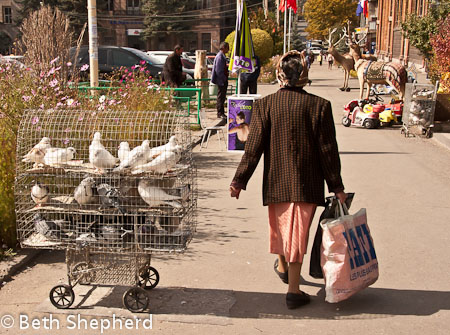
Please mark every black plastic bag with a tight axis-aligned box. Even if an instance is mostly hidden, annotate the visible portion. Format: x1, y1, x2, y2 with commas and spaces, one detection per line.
309, 193, 355, 279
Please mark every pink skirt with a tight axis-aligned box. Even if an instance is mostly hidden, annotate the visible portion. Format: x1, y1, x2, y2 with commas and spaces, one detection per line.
268, 202, 317, 263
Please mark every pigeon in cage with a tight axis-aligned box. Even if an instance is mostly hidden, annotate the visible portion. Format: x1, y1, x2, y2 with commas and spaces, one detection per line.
33, 214, 72, 240
148, 135, 178, 160
96, 183, 125, 213
31, 181, 49, 206
113, 140, 150, 172
43, 147, 76, 165
22, 137, 52, 167
89, 132, 119, 171
132, 145, 181, 175
118, 142, 130, 163
138, 180, 182, 208
74, 177, 97, 205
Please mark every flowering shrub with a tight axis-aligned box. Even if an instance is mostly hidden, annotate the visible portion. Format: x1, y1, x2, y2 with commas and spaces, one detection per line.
259, 55, 280, 83
0, 60, 171, 247
430, 14, 450, 93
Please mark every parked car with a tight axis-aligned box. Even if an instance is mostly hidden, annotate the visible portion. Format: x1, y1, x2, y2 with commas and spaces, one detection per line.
0, 55, 26, 68
309, 47, 323, 56
69, 46, 163, 79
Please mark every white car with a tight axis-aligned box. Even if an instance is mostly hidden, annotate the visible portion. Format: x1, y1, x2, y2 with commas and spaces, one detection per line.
309, 47, 323, 56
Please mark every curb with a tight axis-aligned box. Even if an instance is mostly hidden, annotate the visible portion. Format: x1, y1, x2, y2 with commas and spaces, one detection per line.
432, 133, 450, 151
0, 249, 42, 286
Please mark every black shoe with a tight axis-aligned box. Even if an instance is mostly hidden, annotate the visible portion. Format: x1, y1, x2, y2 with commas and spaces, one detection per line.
274, 258, 288, 284
217, 113, 227, 119
286, 291, 310, 309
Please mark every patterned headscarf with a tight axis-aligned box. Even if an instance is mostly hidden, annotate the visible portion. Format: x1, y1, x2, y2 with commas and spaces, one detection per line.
276, 50, 309, 88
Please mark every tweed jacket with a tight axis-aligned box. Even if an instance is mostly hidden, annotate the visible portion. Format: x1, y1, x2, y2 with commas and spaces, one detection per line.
232, 87, 344, 206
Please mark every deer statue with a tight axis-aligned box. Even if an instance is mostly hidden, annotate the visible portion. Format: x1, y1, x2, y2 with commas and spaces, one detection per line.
325, 28, 355, 91
347, 32, 406, 100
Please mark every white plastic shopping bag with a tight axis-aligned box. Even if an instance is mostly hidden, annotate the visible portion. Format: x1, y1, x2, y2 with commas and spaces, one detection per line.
320, 202, 379, 303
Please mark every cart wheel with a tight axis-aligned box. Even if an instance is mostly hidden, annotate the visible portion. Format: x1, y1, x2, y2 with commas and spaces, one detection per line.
426, 128, 433, 138
72, 262, 94, 285
138, 266, 160, 290
49, 285, 75, 309
123, 287, 149, 312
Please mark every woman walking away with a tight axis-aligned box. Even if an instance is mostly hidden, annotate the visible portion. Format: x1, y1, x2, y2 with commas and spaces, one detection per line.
229, 51, 346, 309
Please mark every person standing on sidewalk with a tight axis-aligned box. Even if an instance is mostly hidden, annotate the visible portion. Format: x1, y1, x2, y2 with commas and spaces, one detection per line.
229, 51, 346, 309
211, 42, 230, 119
327, 53, 334, 70
162, 45, 186, 88
240, 55, 261, 94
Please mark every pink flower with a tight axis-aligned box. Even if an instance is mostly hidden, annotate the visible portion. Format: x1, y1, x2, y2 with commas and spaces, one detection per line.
49, 79, 58, 87
22, 95, 32, 102
131, 65, 136, 70
78, 115, 84, 121
67, 62, 72, 66
140, 60, 146, 65
50, 57, 58, 64
140, 67, 145, 72
63, 138, 70, 145
80, 64, 89, 72
64, 127, 71, 133
39, 104, 44, 109
31, 116, 39, 125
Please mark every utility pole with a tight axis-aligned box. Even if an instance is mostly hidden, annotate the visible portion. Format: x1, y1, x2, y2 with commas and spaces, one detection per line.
87, 0, 99, 88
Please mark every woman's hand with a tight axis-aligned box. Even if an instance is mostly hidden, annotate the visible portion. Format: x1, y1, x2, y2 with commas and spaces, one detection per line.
230, 185, 241, 199
335, 191, 347, 204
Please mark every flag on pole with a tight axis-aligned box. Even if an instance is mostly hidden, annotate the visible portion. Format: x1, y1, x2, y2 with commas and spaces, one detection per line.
279, 0, 297, 14
356, 0, 369, 18
228, 0, 255, 73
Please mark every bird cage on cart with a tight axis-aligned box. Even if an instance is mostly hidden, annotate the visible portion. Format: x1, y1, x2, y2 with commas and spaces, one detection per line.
401, 82, 439, 138
15, 108, 197, 312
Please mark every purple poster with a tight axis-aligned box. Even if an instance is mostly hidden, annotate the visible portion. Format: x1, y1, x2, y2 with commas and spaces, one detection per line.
227, 97, 254, 151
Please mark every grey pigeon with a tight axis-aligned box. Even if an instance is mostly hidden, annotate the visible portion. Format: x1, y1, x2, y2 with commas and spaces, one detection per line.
33, 214, 70, 240
96, 183, 125, 213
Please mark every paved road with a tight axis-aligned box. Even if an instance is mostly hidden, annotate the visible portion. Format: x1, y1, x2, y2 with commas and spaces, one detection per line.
0, 64, 449, 334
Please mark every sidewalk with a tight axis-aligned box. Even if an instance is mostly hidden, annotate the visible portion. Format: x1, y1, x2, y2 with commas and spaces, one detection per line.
1, 63, 449, 334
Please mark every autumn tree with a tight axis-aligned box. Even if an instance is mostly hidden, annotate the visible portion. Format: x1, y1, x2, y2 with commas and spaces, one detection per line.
141, 0, 192, 39
303, 0, 358, 40
248, 7, 283, 56
430, 14, 450, 91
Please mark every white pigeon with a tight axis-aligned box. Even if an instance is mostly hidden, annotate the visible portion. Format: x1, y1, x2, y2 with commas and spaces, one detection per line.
44, 147, 76, 165
118, 142, 130, 163
113, 140, 150, 172
31, 182, 49, 206
89, 132, 118, 170
22, 137, 52, 166
138, 180, 182, 208
74, 177, 96, 205
148, 135, 178, 160
132, 145, 181, 175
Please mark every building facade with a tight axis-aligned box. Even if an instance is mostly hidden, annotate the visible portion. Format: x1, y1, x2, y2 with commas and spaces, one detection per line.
0, 0, 244, 54
375, 0, 429, 66
0, 0, 20, 54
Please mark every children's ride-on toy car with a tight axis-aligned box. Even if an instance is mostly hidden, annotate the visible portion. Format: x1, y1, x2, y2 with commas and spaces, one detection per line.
342, 99, 381, 129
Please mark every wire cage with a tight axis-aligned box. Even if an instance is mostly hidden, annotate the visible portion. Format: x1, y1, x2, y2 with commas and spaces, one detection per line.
15, 108, 197, 254
401, 82, 439, 138
15, 108, 197, 311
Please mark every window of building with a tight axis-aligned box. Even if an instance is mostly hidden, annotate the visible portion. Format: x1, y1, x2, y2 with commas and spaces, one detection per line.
202, 33, 211, 52
417, 0, 424, 14
3, 7, 12, 24
127, 0, 140, 15
196, 0, 211, 9
395, 0, 404, 26
107, 0, 114, 11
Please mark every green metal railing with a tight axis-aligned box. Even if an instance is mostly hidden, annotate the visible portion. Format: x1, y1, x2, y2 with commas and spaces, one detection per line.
74, 84, 202, 124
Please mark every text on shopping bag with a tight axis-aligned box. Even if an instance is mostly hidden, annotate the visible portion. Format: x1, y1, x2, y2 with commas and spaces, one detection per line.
342, 223, 377, 270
